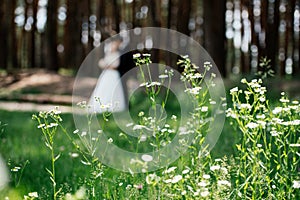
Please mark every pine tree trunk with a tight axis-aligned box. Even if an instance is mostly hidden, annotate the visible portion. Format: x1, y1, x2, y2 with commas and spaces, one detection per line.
45, 0, 58, 71
203, 0, 227, 77
0, 0, 8, 69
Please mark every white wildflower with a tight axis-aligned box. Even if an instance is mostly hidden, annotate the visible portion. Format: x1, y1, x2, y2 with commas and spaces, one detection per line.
164, 166, 177, 174
140, 82, 148, 87
163, 179, 172, 183
221, 167, 228, 174
139, 135, 147, 142
200, 190, 209, 197
133, 53, 141, 58
203, 174, 211, 179
171, 115, 177, 120
70, 153, 79, 158
75, 187, 86, 199
246, 122, 259, 129
217, 180, 231, 187
126, 184, 132, 190
146, 173, 160, 185
204, 62, 212, 71
272, 107, 283, 114
73, 129, 79, 134
292, 180, 300, 188
290, 144, 300, 147
210, 165, 220, 171
159, 74, 168, 79
28, 192, 38, 198
201, 106, 209, 112
198, 181, 208, 187
279, 98, 289, 103
240, 103, 251, 110
81, 131, 87, 137
107, 138, 113, 143
257, 120, 266, 129
37, 124, 45, 129
230, 87, 239, 94
147, 82, 161, 87
191, 73, 203, 79
259, 97, 266, 102
138, 111, 144, 117
182, 169, 190, 174
141, 154, 153, 162
126, 123, 134, 127
270, 130, 280, 137
256, 114, 265, 119
241, 78, 247, 83
291, 120, 300, 125
133, 125, 146, 130
97, 129, 103, 134
171, 175, 183, 183
11, 166, 21, 172
209, 100, 216, 105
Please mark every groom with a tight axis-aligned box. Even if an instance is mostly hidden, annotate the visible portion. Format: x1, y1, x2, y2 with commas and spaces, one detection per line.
118, 47, 135, 107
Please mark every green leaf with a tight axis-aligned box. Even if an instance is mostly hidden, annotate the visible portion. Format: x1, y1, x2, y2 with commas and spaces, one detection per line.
45, 168, 53, 176
54, 154, 61, 162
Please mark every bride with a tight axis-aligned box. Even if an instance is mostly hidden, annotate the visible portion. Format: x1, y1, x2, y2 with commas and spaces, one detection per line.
88, 38, 126, 113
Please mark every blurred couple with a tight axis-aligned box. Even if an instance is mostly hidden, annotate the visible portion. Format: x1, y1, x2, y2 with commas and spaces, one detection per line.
88, 35, 134, 113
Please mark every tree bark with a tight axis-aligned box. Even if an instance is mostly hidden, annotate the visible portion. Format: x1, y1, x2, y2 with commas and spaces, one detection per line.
31, 0, 38, 68
113, 0, 120, 32
65, 0, 81, 69
167, 0, 173, 29
10, 0, 18, 69
176, 0, 191, 36
203, 0, 227, 77
266, 0, 279, 73
46, 0, 58, 70
0, 0, 8, 69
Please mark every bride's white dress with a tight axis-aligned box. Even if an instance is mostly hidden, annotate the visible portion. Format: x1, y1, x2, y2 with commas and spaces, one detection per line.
88, 50, 126, 113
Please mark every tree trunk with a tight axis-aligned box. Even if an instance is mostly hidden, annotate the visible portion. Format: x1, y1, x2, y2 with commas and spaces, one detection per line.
266, 0, 279, 73
113, 0, 120, 32
65, 0, 82, 69
31, 0, 38, 68
176, 0, 191, 36
0, 0, 8, 69
10, 0, 18, 69
203, 0, 227, 77
46, 0, 58, 70
167, 0, 173, 29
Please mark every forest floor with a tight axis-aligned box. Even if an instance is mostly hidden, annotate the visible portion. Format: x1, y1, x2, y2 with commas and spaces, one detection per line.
0, 69, 300, 112
0, 70, 82, 113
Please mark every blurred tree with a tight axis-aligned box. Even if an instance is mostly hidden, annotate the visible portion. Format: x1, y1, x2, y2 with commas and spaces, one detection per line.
113, 0, 120, 32
0, 0, 8, 69
31, 0, 38, 68
9, 0, 18, 69
176, 0, 191, 36
203, 0, 227, 76
46, 0, 58, 70
64, 0, 81, 69
265, 0, 280, 73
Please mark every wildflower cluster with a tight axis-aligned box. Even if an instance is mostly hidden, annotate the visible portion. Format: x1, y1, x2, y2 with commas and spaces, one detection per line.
227, 78, 300, 199
25, 53, 299, 199
144, 156, 232, 199
32, 107, 63, 200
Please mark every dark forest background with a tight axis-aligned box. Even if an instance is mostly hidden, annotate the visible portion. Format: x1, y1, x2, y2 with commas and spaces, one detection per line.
0, 0, 299, 77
